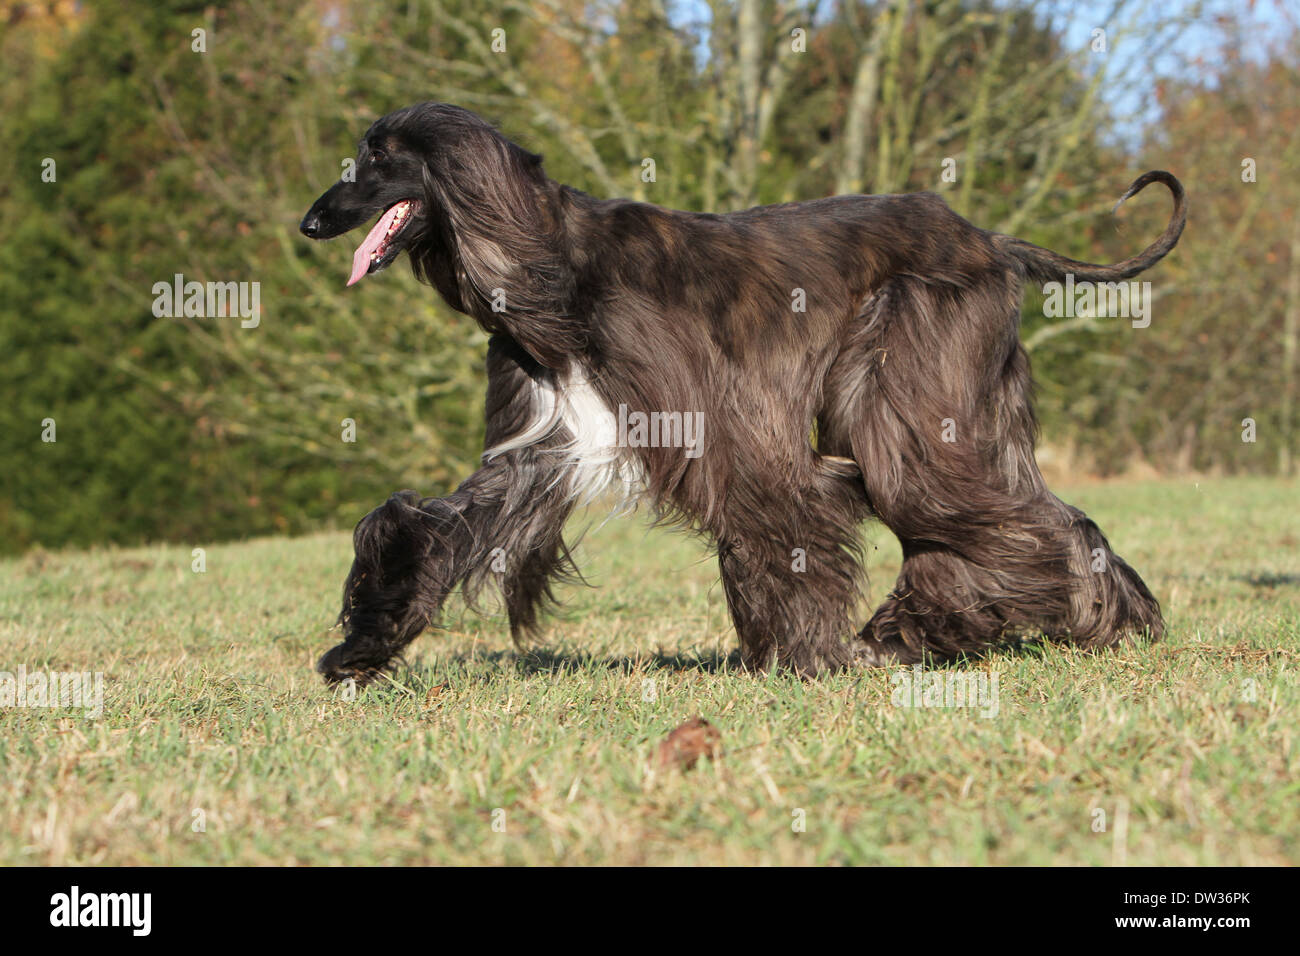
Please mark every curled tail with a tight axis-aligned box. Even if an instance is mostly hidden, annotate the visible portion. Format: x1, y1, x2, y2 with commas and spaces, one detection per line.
995, 170, 1186, 283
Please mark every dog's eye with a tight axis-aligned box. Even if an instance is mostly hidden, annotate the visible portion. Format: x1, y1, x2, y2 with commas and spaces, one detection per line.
371, 148, 387, 164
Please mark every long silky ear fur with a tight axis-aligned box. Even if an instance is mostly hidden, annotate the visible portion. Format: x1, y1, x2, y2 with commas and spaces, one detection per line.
415, 129, 582, 369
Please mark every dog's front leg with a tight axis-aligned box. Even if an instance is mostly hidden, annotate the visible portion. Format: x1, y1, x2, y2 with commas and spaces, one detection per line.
317, 337, 578, 686
315, 475, 502, 686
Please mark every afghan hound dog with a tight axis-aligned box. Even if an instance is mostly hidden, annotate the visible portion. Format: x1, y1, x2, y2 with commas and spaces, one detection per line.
300, 102, 1184, 686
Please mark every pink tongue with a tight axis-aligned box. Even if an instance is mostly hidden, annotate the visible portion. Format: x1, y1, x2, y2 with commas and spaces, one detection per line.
347, 203, 406, 287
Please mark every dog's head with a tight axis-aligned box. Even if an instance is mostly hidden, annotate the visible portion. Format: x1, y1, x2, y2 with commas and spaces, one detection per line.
300, 102, 522, 287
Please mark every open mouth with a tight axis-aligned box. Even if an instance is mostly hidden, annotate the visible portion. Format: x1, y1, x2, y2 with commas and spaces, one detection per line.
348, 199, 422, 286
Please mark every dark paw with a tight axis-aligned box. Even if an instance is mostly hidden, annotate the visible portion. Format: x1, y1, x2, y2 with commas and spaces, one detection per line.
316, 641, 389, 688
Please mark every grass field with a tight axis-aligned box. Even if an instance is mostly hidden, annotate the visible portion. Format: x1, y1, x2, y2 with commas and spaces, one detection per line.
1, 476, 1296, 865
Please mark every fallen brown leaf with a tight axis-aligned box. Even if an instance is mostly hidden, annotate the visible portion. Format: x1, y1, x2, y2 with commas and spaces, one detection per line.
655, 717, 722, 771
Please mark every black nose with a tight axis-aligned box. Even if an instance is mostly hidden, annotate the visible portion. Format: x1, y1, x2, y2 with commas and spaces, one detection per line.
300, 212, 322, 238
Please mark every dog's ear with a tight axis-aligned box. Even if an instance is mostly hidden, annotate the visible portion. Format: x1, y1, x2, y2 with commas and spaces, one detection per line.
417, 133, 581, 369
418, 162, 448, 222
404, 165, 467, 312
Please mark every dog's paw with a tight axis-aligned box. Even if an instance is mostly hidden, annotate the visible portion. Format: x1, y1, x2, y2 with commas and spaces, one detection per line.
316, 642, 387, 688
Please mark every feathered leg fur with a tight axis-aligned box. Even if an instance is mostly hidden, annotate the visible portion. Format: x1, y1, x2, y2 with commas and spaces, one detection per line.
317, 336, 579, 685
820, 274, 1162, 666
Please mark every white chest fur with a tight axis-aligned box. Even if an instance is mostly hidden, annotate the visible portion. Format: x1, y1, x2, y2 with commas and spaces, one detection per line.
483, 364, 644, 506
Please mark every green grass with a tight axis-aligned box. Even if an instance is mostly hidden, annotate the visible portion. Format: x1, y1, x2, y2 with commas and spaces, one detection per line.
1, 477, 1297, 865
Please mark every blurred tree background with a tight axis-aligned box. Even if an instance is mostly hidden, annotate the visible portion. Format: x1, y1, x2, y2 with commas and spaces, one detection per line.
0, 0, 1295, 554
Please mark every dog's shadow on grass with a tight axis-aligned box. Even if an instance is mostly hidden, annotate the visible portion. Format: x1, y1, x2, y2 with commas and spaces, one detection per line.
398, 640, 1050, 686
1235, 572, 1300, 589
442, 646, 746, 678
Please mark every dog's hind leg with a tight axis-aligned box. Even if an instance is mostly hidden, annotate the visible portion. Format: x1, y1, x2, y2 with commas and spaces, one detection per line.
316, 336, 580, 685
821, 275, 1162, 665
852, 487, 1163, 663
